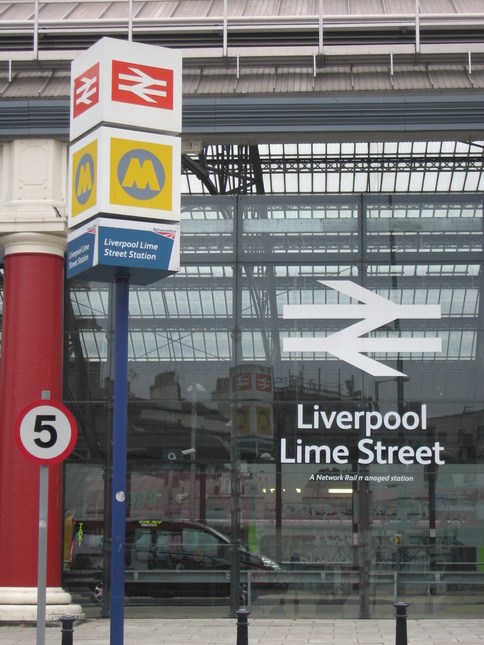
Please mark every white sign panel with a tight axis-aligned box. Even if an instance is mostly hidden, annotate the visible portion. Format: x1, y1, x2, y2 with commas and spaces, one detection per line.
70, 37, 182, 141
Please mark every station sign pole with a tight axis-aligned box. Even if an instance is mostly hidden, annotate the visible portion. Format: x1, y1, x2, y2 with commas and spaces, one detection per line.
110, 275, 129, 643
67, 37, 182, 645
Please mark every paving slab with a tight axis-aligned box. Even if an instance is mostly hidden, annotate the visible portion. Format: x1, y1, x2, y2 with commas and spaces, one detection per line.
0, 618, 484, 645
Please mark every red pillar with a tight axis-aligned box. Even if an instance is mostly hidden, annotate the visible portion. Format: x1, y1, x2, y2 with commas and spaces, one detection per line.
0, 248, 64, 587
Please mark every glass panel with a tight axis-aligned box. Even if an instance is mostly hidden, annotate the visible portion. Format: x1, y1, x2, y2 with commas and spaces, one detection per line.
240, 196, 360, 259
64, 195, 484, 619
365, 195, 484, 258
181, 197, 236, 261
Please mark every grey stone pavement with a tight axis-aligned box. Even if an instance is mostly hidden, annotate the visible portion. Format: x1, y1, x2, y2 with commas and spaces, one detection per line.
1, 618, 484, 644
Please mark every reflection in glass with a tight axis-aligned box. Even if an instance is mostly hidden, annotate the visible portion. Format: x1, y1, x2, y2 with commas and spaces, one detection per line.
64, 195, 484, 619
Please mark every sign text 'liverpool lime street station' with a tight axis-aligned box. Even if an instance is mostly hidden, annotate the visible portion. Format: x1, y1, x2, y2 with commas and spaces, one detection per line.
67, 218, 179, 285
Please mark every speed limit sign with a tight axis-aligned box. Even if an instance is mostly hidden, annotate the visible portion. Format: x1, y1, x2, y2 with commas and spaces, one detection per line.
14, 400, 78, 465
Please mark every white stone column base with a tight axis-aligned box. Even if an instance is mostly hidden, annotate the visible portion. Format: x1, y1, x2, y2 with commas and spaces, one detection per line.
0, 587, 84, 623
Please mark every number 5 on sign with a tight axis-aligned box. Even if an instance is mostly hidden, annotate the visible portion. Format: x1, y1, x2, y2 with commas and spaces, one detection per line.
15, 400, 78, 465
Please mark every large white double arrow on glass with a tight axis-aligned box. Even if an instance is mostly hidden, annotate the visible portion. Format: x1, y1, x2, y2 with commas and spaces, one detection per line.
283, 280, 441, 377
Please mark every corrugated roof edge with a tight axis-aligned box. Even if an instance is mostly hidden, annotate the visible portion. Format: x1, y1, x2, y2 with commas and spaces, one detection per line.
1, 94, 484, 144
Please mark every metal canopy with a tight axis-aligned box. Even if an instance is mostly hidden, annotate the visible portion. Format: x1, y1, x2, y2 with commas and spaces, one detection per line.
1, 0, 484, 53
0, 3, 484, 197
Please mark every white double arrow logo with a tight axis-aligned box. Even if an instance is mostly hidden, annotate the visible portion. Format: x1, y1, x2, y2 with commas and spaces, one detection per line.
75, 75, 97, 106
283, 280, 441, 377
118, 66, 167, 103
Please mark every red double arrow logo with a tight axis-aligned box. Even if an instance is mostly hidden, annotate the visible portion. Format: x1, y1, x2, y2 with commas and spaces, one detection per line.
112, 60, 174, 110
73, 63, 100, 118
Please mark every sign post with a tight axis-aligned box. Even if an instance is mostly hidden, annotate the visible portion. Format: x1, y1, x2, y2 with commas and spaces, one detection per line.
110, 275, 129, 643
67, 37, 182, 645
14, 393, 78, 645
37, 464, 48, 645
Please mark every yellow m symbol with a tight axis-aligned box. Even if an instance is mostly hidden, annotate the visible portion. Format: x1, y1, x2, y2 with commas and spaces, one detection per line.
122, 158, 160, 191
76, 162, 93, 197
110, 139, 171, 210
70, 141, 97, 219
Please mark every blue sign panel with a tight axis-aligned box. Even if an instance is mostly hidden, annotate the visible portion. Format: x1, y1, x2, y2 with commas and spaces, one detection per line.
99, 224, 173, 268
67, 217, 180, 285
66, 224, 97, 275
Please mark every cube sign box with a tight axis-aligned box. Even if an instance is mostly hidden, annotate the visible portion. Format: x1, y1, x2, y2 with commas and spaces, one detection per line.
70, 37, 182, 141
68, 126, 181, 228
67, 217, 180, 285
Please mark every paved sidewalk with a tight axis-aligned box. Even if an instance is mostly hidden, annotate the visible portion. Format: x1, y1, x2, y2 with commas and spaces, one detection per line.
1, 618, 484, 644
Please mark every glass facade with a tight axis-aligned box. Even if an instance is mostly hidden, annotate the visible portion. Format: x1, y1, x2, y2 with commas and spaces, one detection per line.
64, 193, 484, 619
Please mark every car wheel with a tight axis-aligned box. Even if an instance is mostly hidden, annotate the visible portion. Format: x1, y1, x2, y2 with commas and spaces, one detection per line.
239, 582, 257, 604
91, 582, 104, 604
239, 582, 248, 603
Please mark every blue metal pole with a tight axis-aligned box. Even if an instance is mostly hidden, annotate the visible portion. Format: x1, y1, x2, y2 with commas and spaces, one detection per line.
110, 275, 129, 645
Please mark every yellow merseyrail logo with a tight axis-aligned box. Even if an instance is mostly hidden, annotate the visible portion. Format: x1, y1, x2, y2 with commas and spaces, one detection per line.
110, 138, 173, 211
256, 406, 272, 436
71, 139, 98, 218
234, 406, 251, 435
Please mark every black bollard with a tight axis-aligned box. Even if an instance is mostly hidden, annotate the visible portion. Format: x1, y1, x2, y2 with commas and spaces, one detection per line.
236, 608, 250, 645
394, 601, 408, 645
60, 615, 76, 645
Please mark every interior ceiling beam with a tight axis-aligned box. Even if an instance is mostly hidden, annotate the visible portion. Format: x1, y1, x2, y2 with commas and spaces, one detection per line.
181, 154, 219, 195
249, 155, 484, 174
181, 151, 484, 183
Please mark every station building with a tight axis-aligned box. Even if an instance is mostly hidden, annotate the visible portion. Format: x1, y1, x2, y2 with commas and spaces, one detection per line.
0, 0, 484, 621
